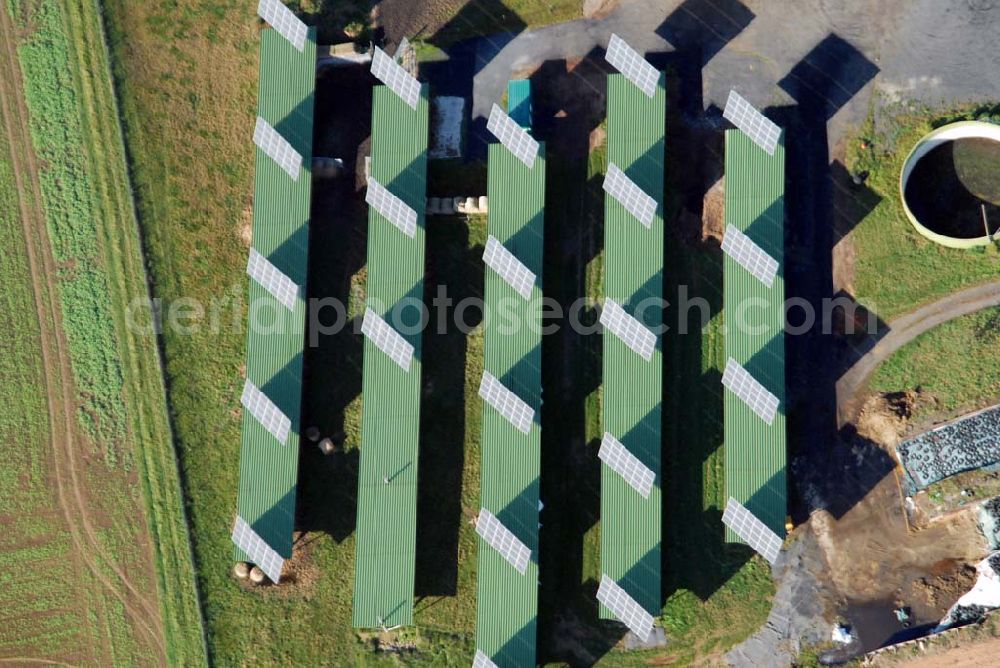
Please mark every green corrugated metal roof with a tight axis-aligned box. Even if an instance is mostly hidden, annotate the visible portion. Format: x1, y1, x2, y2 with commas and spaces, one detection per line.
723, 129, 787, 540
600, 73, 665, 618
235, 28, 316, 562
475, 137, 545, 667
352, 83, 429, 628
507, 80, 532, 130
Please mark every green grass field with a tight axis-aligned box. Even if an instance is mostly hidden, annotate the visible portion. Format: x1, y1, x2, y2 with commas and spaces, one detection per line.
871, 308, 1000, 421
846, 104, 1000, 320
1, 0, 205, 663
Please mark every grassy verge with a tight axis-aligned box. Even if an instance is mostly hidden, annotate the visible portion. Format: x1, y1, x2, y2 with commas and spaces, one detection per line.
5, 0, 205, 662
871, 308, 1000, 421
846, 103, 1000, 319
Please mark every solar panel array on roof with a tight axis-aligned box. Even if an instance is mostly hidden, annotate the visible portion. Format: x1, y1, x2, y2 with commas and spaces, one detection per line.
472, 650, 498, 668
232, 515, 285, 582
476, 509, 531, 575
361, 309, 414, 372
604, 163, 656, 228
253, 116, 302, 180
246, 248, 299, 311
487, 104, 539, 168
371, 47, 421, 110
605, 34, 658, 98
599, 432, 655, 499
240, 379, 291, 444
722, 497, 783, 564
723, 90, 781, 156
483, 235, 535, 300
475, 92, 545, 668
721, 224, 778, 288
479, 371, 534, 434
366, 176, 418, 238
596, 575, 654, 641
257, 0, 307, 52
722, 358, 778, 425
600, 70, 664, 621
352, 77, 428, 628
600, 298, 656, 361
234, 22, 314, 573
723, 126, 787, 540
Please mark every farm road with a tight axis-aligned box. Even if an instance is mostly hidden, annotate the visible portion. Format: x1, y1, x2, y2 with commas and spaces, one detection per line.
836, 281, 1000, 425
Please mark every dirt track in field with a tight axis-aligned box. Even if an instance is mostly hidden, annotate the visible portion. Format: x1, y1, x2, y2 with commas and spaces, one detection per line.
0, 6, 166, 665
885, 637, 1000, 667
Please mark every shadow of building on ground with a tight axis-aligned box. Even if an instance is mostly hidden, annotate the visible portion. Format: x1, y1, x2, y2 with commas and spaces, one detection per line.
414, 219, 483, 597
296, 63, 373, 545
426, 0, 527, 50
528, 50, 617, 667
765, 33, 884, 523
656, 0, 755, 67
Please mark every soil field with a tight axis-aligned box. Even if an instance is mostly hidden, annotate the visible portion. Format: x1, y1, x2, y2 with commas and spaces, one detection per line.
0, 0, 204, 664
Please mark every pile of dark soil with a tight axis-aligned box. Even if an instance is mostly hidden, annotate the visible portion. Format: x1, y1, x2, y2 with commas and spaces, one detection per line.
912, 561, 978, 609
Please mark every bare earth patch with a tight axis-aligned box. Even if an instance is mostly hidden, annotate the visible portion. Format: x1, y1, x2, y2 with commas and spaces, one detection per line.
238, 202, 253, 247
239, 530, 321, 598
855, 390, 916, 448
811, 477, 984, 617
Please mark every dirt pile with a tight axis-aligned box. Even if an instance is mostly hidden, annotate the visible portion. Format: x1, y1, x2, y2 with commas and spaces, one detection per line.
855, 391, 915, 448
912, 561, 978, 609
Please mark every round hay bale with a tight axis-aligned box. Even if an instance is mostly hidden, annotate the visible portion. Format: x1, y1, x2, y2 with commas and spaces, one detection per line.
318, 438, 336, 456
478, 196, 489, 213
249, 566, 266, 584
441, 198, 455, 215
465, 196, 478, 213
305, 426, 321, 442
233, 562, 251, 579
